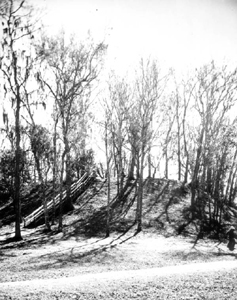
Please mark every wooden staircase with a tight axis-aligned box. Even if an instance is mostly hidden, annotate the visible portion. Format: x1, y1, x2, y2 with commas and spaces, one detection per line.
23, 172, 94, 228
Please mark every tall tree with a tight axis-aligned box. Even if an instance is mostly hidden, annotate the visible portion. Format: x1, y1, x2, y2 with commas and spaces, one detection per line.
104, 107, 113, 237
37, 32, 107, 231
106, 76, 131, 194
0, 0, 36, 240
171, 74, 194, 182
127, 59, 167, 232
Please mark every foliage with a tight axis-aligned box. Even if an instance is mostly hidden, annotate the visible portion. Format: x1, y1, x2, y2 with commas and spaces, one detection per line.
71, 149, 95, 179
0, 148, 30, 195
30, 124, 52, 164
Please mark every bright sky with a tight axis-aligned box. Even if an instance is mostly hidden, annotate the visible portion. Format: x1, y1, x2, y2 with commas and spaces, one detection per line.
34, 0, 237, 169
38, 0, 237, 75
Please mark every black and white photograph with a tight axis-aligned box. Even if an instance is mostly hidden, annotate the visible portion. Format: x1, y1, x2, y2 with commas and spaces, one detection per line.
0, 0, 237, 299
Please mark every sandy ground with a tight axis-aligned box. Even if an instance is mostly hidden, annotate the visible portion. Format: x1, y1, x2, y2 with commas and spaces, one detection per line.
1, 226, 237, 299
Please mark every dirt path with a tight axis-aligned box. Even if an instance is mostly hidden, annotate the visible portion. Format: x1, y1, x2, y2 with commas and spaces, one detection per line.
1, 260, 237, 299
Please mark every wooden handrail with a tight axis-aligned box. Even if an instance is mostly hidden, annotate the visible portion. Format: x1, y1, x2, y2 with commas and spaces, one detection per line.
24, 172, 93, 227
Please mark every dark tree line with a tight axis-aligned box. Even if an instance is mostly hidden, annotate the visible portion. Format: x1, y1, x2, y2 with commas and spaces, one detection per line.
1, 1, 237, 239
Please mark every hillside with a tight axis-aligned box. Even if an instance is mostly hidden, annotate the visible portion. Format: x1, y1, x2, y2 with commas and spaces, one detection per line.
1, 175, 234, 250
0, 176, 233, 241
1, 177, 237, 299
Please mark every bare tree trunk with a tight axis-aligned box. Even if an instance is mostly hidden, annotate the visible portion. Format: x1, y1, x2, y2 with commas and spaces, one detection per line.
66, 152, 73, 210
147, 146, 152, 178
105, 123, 111, 237
42, 181, 50, 231
190, 128, 204, 209
14, 93, 22, 241
176, 95, 182, 181
164, 148, 169, 179
164, 115, 175, 180
106, 168, 111, 237
226, 149, 237, 203
184, 156, 189, 184
58, 151, 66, 232
136, 150, 145, 233
213, 149, 227, 221
230, 179, 237, 205
182, 93, 190, 184
128, 147, 136, 180
33, 153, 51, 231
118, 145, 123, 193
177, 135, 181, 181
229, 167, 237, 205
52, 117, 58, 225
